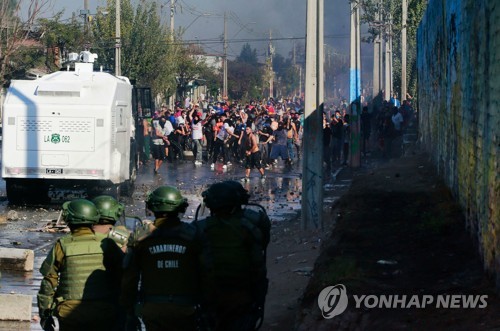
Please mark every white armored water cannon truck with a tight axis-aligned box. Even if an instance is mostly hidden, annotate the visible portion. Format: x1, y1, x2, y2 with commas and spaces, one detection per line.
1, 51, 137, 204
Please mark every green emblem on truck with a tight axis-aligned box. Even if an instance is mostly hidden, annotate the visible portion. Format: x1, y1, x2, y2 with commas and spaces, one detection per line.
51, 133, 61, 144
44, 133, 70, 143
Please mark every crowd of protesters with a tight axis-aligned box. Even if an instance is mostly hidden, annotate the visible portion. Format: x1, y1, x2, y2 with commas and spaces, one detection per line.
139, 92, 415, 178
373, 94, 416, 159
140, 97, 304, 180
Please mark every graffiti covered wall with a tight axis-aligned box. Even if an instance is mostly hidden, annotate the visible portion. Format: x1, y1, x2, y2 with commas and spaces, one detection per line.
417, 0, 499, 283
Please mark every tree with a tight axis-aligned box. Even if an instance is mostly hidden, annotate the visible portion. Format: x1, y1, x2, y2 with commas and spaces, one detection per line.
174, 46, 208, 99
92, 0, 135, 72
37, 13, 85, 71
7, 43, 45, 80
279, 65, 300, 97
237, 43, 258, 65
355, 0, 428, 99
123, 2, 172, 94
272, 53, 300, 97
92, 0, 184, 101
0, 0, 50, 86
227, 60, 262, 100
321, 46, 350, 102
195, 56, 221, 98
227, 43, 263, 100
394, 0, 428, 98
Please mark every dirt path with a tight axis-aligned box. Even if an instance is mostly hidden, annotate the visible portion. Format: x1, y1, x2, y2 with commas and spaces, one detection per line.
262, 220, 330, 330
295, 153, 500, 330
261, 169, 350, 331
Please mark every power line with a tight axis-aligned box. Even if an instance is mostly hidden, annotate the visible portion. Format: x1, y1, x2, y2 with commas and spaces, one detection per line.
179, 0, 223, 18
179, 33, 367, 45
75, 33, 371, 51
183, 36, 306, 45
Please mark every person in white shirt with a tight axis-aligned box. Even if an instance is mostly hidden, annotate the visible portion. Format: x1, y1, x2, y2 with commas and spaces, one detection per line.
151, 116, 171, 174
175, 111, 186, 127
189, 107, 204, 165
391, 107, 404, 134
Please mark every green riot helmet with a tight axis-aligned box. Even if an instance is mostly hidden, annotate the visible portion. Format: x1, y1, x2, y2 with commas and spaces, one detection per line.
92, 195, 124, 225
202, 180, 250, 210
62, 199, 100, 225
146, 186, 189, 214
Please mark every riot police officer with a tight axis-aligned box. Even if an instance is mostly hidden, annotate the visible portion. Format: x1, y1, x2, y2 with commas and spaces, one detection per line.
37, 199, 124, 331
198, 180, 271, 331
91, 195, 133, 252
120, 186, 212, 331
91, 196, 131, 331
92, 195, 125, 234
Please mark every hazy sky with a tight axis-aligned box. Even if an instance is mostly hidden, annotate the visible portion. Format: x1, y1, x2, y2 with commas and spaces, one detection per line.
40, 0, 356, 60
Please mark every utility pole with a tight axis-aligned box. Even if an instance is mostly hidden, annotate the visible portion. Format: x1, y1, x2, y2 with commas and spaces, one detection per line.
323, 44, 329, 102
223, 11, 228, 99
170, 0, 175, 41
169, 1, 174, 106
378, 3, 383, 103
318, 8, 324, 113
268, 29, 274, 98
168, 0, 176, 108
384, 13, 392, 101
401, 0, 407, 102
115, 0, 121, 76
299, 66, 302, 99
389, 13, 393, 100
349, 1, 361, 168
293, 41, 303, 98
293, 41, 297, 97
372, 0, 382, 112
80, 0, 90, 48
84, 0, 89, 38
301, 0, 324, 230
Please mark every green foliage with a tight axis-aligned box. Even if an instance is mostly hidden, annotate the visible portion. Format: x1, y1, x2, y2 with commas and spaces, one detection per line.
38, 13, 84, 50
123, 2, 170, 89
175, 46, 208, 98
227, 59, 263, 100
6, 46, 45, 80
92, 0, 177, 98
226, 43, 264, 100
0, 0, 50, 85
237, 43, 258, 65
90, 0, 219, 101
1, 2, 309, 106
2, 0, 18, 16
195, 59, 221, 97
279, 65, 300, 96
271, 53, 286, 74
92, 0, 135, 71
3, 0, 221, 103
273, 53, 299, 97
37, 13, 85, 71
356, 0, 428, 99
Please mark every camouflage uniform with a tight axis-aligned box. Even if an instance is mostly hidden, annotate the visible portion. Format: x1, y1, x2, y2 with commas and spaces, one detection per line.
37, 226, 123, 331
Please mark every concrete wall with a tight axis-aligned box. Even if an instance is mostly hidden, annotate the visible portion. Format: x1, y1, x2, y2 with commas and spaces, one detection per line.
417, 0, 500, 284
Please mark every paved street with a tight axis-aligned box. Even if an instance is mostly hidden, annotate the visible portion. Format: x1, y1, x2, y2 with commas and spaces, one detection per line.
0, 149, 349, 330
